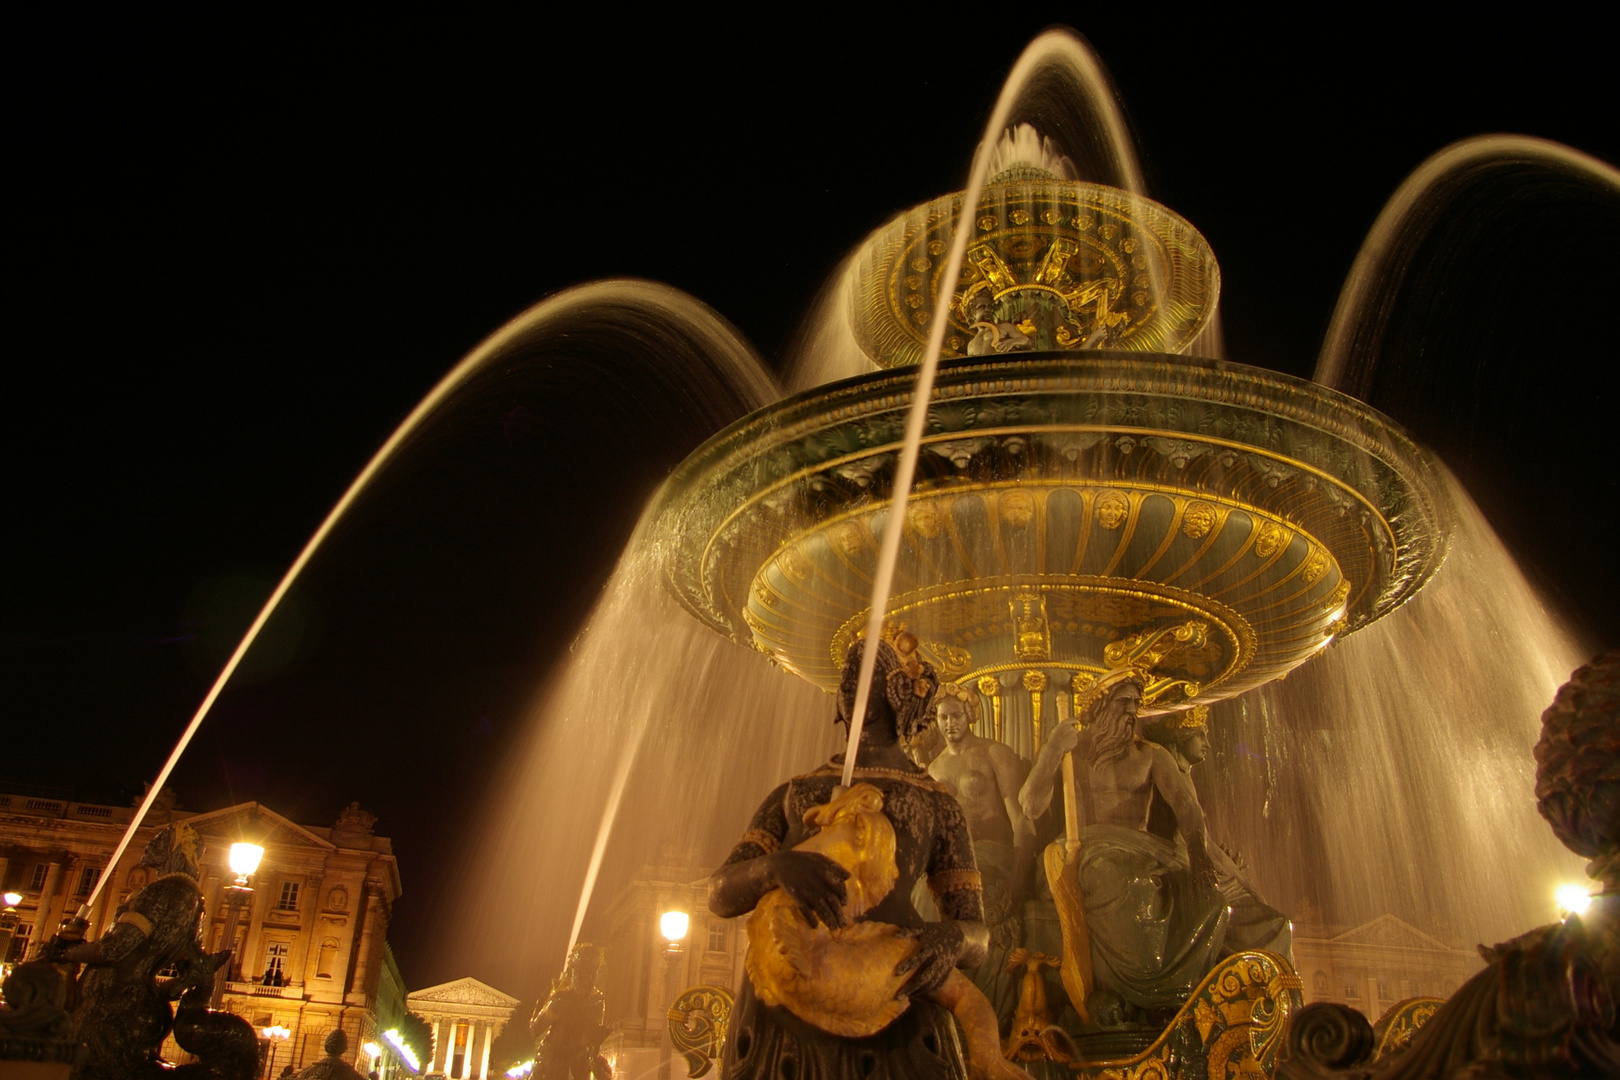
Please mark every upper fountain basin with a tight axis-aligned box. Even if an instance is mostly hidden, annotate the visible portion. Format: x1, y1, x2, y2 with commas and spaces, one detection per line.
853, 180, 1220, 366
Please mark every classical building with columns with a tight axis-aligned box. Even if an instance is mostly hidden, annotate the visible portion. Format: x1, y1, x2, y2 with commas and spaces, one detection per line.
405, 977, 522, 1079
0, 787, 403, 1073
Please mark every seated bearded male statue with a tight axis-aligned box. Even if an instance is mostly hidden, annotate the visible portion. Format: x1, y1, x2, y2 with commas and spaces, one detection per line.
1018, 670, 1231, 1028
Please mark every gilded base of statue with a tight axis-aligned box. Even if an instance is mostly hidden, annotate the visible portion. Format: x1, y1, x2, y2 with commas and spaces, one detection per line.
1048, 950, 1301, 1080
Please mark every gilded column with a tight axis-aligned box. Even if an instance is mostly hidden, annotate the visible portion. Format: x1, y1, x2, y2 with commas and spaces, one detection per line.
1069, 672, 1096, 725
1022, 670, 1048, 753
977, 675, 1002, 743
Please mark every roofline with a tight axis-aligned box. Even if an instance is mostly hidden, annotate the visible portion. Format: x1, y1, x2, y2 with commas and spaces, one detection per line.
406, 976, 523, 1007
179, 802, 339, 851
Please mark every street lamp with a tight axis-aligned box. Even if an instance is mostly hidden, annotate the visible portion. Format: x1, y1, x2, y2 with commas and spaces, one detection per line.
660, 910, 689, 953
230, 843, 266, 886
660, 910, 689, 1080
261, 1024, 291, 1078
211, 842, 265, 1009
361, 1040, 382, 1078
1556, 882, 1594, 917
0, 891, 22, 976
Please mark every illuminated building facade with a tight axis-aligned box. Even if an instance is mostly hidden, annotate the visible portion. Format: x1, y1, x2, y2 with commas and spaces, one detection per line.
1292, 913, 1483, 1016
0, 788, 401, 1072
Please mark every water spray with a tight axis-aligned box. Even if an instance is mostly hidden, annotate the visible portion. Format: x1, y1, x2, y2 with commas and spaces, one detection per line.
841, 30, 1126, 785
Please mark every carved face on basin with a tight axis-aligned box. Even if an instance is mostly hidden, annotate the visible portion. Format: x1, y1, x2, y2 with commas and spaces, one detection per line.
908, 500, 946, 538
1096, 490, 1129, 529
1000, 490, 1036, 528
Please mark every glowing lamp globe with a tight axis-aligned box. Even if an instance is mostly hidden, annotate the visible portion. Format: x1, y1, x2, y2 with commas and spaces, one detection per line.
228, 843, 264, 880
1556, 883, 1593, 916
661, 910, 690, 942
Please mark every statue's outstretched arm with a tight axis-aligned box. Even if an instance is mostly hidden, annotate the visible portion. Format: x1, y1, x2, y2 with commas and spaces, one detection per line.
708, 782, 850, 927
1019, 720, 1080, 820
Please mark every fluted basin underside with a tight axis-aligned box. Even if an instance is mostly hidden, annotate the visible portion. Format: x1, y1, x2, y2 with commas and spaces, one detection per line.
651, 352, 1449, 706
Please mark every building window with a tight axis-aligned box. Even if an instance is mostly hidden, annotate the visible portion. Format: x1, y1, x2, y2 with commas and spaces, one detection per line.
5, 921, 32, 963
1313, 971, 1329, 999
316, 939, 338, 979
75, 866, 101, 897
1343, 978, 1358, 999
275, 881, 300, 911
28, 865, 47, 892
263, 942, 290, 984
707, 921, 727, 952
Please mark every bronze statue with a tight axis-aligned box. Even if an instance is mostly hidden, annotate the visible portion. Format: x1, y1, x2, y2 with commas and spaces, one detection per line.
960, 284, 1034, 356
925, 683, 1035, 1021
709, 636, 1028, 1080
1019, 670, 1230, 1027
531, 943, 611, 1080
35, 823, 255, 1079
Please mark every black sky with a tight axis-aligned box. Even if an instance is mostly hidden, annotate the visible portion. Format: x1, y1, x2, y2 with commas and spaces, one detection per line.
7, 14, 1618, 996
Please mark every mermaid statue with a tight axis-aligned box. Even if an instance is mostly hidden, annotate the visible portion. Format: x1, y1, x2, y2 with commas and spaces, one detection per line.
709, 634, 1030, 1080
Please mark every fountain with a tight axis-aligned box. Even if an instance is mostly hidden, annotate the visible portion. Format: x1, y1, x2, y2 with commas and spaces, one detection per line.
7, 24, 1614, 1080
445, 27, 1608, 1080
642, 88, 1450, 1073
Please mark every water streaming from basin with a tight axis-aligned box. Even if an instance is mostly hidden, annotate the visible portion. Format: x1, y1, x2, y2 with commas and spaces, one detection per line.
1198, 476, 1588, 950
80, 279, 778, 916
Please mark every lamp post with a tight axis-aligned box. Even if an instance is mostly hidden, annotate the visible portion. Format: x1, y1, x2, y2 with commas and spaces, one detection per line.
660, 910, 689, 1080
211, 842, 264, 1010
261, 1024, 291, 1078
0, 890, 22, 979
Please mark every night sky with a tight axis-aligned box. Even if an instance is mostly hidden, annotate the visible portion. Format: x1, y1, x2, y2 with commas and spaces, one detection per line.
8, 14, 1618, 999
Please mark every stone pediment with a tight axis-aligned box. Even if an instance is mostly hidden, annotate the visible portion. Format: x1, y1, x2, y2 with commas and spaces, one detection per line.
408, 977, 522, 1009
182, 803, 336, 852
1333, 914, 1454, 953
